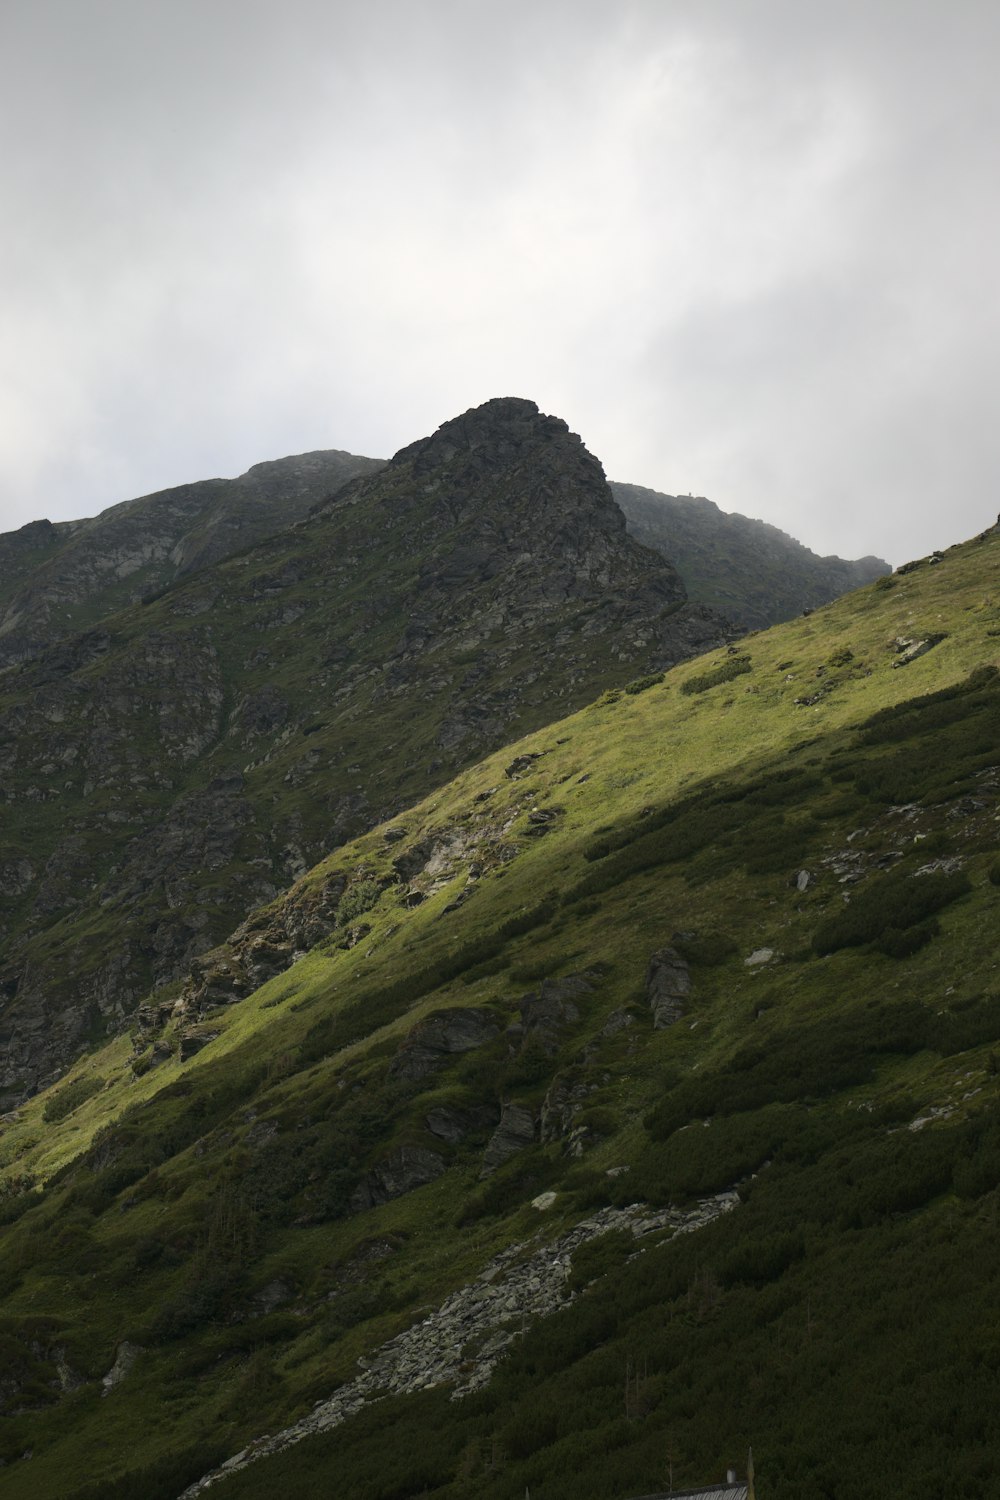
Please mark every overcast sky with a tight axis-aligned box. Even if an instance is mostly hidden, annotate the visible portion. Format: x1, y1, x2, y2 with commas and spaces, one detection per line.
1, 0, 996, 564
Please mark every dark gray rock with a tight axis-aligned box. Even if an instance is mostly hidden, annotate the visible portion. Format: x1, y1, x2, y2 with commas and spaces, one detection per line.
645, 947, 691, 1028
481, 1103, 537, 1175
516, 973, 596, 1055
350, 1146, 446, 1211
390, 1007, 501, 1081
505, 753, 541, 779
541, 1073, 598, 1144
425, 1101, 501, 1145
892, 634, 945, 667
101, 1341, 144, 1395
178, 1031, 218, 1061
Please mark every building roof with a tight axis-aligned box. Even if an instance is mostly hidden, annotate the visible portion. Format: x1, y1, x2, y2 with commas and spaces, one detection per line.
629, 1487, 748, 1500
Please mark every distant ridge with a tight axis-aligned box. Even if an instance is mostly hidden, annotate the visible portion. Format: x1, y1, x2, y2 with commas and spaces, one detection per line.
612, 480, 890, 629
0, 449, 383, 668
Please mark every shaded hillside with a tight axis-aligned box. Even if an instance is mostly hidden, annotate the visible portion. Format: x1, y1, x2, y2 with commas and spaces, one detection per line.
0, 398, 730, 1106
613, 480, 889, 629
0, 520, 997, 1498
0, 449, 384, 669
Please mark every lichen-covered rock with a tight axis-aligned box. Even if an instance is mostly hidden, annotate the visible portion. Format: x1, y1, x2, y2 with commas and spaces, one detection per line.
514, 972, 597, 1055
101, 1341, 144, 1395
540, 1072, 599, 1144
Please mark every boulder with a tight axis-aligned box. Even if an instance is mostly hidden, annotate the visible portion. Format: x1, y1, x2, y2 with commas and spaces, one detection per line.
540, 1072, 598, 1144
645, 947, 691, 1028
101, 1341, 144, 1396
481, 1103, 536, 1175
425, 1101, 501, 1145
516, 973, 595, 1054
390, 1007, 501, 1082
350, 1146, 446, 1212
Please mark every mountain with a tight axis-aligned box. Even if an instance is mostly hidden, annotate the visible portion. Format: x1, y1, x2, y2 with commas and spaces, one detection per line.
612, 481, 890, 629
0, 498, 997, 1499
0, 454, 887, 679
0, 450, 384, 670
0, 398, 731, 1108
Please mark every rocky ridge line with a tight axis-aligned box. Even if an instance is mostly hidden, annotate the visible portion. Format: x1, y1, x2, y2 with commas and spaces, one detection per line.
0, 450, 383, 670
612, 481, 890, 629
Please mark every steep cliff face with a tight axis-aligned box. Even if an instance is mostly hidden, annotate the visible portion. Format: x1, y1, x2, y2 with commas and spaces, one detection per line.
612, 481, 890, 629
0, 449, 383, 669
0, 398, 732, 1105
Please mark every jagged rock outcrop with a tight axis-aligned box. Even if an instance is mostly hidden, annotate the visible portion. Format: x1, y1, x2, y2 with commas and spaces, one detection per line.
509, 971, 598, 1056
645, 947, 691, 1028
541, 1069, 601, 1145
425, 1101, 501, 1145
349, 1146, 446, 1211
390, 1008, 502, 1082
613, 481, 890, 629
0, 397, 734, 1104
481, 1102, 537, 1175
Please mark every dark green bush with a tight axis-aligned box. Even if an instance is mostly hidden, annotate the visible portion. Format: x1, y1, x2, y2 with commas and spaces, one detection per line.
645, 1002, 933, 1141
812, 869, 970, 956
43, 1074, 104, 1123
624, 673, 664, 696
631, 1105, 799, 1202
568, 1228, 634, 1291
456, 1149, 558, 1225
876, 920, 939, 958
718, 1228, 805, 1287
671, 931, 737, 966
64, 1444, 229, 1500
338, 879, 382, 927
680, 656, 752, 696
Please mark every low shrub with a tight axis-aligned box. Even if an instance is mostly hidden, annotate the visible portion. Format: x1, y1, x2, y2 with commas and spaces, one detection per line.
337, 879, 382, 928
812, 869, 970, 956
680, 656, 752, 696
568, 1228, 634, 1291
624, 673, 664, 696
43, 1074, 104, 1123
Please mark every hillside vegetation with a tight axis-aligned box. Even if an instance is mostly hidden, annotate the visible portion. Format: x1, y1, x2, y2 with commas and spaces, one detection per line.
0, 520, 998, 1498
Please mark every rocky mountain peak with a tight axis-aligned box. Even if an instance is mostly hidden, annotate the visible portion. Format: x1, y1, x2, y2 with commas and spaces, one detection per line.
389, 395, 622, 521
392, 396, 568, 465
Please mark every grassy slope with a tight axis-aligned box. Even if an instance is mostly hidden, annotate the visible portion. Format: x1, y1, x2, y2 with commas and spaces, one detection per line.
0, 533, 998, 1497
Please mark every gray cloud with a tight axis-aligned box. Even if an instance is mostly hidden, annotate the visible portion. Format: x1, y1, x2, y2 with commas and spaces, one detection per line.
0, 0, 996, 563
